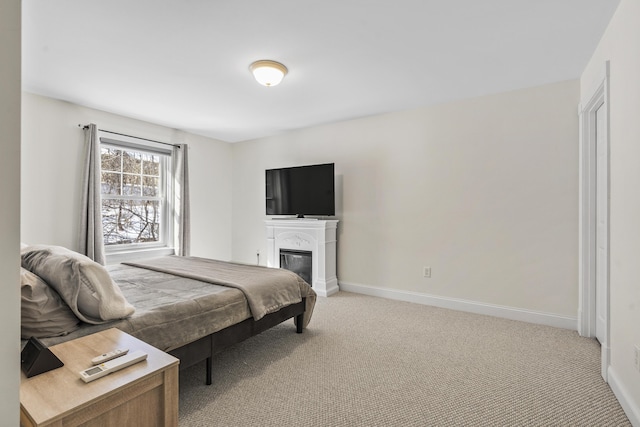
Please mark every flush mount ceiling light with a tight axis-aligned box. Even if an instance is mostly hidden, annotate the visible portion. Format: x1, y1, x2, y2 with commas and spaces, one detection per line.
249, 60, 288, 87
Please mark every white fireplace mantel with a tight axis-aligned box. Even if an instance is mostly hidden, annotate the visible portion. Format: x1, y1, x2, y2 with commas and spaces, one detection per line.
265, 219, 339, 297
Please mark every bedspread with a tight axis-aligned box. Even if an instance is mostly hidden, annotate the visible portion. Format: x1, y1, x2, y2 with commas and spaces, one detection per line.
31, 264, 250, 352
27, 256, 316, 353
124, 255, 315, 325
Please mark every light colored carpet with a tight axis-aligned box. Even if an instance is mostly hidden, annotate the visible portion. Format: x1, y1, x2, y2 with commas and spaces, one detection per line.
178, 291, 630, 426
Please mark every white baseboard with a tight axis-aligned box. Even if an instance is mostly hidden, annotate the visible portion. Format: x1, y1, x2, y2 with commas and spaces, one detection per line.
608, 367, 640, 426
338, 281, 577, 330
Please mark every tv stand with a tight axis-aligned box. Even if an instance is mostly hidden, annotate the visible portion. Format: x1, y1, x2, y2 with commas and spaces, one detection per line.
265, 219, 339, 297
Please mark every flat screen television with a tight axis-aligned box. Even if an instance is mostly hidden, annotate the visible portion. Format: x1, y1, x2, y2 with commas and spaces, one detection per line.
266, 163, 335, 218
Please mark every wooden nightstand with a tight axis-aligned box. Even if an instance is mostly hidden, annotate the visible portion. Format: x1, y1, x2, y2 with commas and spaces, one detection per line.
20, 328, 179, 427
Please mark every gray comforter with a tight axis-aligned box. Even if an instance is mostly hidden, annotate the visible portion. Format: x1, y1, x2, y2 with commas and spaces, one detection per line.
124, 255, 312, 322
33, 257, 316, 352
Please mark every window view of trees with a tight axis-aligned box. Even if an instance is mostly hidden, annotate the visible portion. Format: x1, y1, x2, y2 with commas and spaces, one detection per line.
100, 146, 164, 245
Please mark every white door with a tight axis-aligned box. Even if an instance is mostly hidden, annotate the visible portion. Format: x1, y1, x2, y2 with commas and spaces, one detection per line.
595, 103, 608, 344
578, 64, 610, 380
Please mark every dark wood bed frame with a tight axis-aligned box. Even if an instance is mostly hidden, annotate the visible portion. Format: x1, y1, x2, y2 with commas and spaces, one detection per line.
168, 298, 306, 385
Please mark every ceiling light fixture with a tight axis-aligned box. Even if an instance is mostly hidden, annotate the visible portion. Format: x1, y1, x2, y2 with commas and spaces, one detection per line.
249, 60, 288, 87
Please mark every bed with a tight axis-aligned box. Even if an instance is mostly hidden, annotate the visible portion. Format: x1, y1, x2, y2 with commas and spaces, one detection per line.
20, 245, 316, 385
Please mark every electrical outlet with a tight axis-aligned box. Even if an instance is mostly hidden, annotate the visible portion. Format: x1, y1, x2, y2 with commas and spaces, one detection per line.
423, 267, 431, 278
635, 345, 640, 372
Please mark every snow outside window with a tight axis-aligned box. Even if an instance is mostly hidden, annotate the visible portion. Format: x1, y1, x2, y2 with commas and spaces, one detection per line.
100, 144, 172, 249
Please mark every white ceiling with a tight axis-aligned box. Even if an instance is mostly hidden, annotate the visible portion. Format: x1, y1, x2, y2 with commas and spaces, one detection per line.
22, 0, 620, 143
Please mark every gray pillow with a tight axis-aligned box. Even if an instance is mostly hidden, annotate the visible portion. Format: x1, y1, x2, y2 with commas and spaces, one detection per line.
21, 245, 135, 324
20, 267, 80, 339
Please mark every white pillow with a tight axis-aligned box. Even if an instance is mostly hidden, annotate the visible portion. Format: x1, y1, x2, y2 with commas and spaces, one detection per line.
20, 267, 80, 339
21, 245, 135, 324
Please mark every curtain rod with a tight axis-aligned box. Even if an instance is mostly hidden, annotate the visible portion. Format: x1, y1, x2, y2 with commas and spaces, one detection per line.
79, 124, 180, 148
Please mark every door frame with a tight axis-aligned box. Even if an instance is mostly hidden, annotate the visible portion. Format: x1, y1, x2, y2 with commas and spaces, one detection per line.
578, 61, 610, 381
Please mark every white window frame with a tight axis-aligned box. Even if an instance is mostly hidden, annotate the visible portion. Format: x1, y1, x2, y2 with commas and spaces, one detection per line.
99, 132, 175, 260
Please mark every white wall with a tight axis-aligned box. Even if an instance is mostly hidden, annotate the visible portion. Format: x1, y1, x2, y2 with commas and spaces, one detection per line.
0, 0, 20, 422
581, 0, 640, 422
21, 93, 234, 261
232, 80, 580, 319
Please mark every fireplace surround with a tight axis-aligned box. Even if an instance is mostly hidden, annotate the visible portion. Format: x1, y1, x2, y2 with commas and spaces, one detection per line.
265, 219, 339, 297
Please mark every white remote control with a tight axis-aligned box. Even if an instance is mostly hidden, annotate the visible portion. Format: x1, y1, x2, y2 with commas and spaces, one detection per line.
80, 350, 148, 383
91, 348, 129, 365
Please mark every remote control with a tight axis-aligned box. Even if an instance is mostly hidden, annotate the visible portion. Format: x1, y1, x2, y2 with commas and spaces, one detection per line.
80, 350, 148, 383
91, 348, 129, 365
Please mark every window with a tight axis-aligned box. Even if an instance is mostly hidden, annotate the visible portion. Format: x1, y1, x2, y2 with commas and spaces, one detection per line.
100, 139, 172, 250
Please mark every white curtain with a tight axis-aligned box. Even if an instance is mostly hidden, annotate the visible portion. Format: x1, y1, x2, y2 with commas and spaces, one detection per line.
79, 124, 106, 264
173, 144, 191, 256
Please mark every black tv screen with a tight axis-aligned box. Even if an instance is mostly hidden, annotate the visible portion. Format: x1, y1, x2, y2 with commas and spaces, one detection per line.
266, 163, 335, 217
